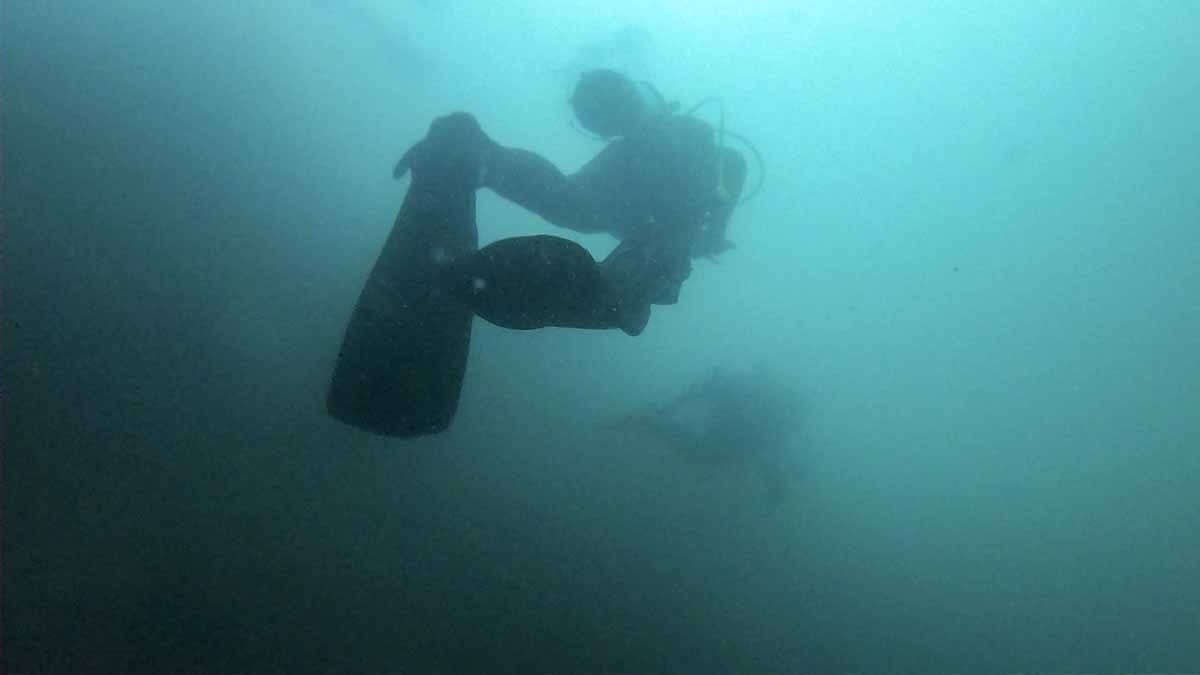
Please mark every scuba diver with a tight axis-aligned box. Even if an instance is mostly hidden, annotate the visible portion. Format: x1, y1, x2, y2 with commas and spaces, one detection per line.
328, 69, 762, 436
603, 365, 803, 508
396, 68, 752, 336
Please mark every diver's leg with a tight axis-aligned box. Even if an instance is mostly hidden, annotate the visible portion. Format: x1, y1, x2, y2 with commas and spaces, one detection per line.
483, 149, 607, 233
396, 112, 618, 234
483, 140, 631, 234
597, 233, 692, 334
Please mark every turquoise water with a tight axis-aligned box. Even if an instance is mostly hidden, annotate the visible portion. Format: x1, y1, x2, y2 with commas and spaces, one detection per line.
4, 2, 1198, 673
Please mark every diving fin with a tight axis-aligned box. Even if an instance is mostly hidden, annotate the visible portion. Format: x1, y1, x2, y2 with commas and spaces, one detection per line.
328, 141, 479, 437
442, 235, 619, 331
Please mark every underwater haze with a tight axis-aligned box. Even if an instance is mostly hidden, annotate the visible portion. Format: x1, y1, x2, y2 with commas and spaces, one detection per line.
4, 1, 1199, 673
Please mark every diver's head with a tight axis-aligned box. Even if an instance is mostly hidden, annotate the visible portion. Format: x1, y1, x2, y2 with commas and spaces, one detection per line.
570, 69, 667, 138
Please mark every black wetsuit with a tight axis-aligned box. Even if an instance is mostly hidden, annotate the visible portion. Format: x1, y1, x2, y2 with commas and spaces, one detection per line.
408, 111, 747, 335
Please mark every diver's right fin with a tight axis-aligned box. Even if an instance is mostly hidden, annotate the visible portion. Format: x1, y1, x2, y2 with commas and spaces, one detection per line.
393, 143, 419, 179
442, 235, 619, 331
